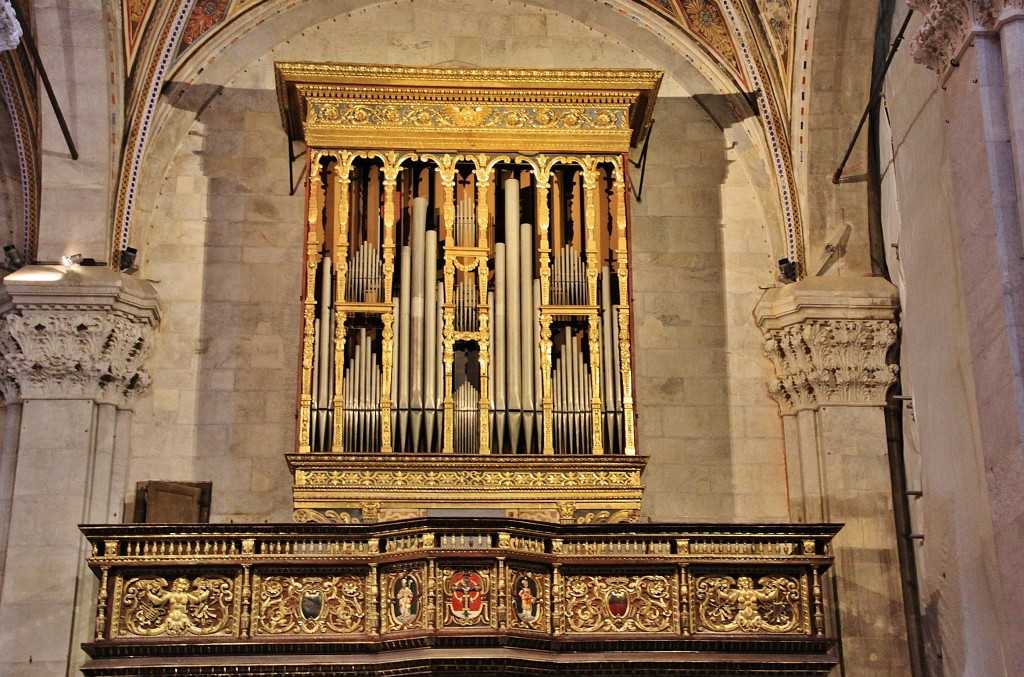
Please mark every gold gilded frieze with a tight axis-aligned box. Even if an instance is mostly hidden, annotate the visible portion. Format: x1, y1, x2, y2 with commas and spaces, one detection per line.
288, 454, 647, 523
276, 62, 661, 152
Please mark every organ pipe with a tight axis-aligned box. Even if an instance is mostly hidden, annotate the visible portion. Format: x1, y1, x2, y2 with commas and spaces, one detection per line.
301, 153, 633, 457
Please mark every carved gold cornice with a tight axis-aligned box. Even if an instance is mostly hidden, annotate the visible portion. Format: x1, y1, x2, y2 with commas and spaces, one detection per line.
754, 278, 899, 414
288, 454, 647, 524
275, 63, 662, 152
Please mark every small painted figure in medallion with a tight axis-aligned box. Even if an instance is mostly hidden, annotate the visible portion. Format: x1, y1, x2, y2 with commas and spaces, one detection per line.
392, 575, 419, 626
449, 571, 484, 620
514, 575, 539, 623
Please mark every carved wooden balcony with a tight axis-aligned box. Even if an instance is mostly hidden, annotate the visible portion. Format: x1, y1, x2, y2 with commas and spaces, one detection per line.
81, 519, 840, 676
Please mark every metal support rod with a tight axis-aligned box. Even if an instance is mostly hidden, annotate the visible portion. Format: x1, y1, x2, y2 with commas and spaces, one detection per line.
14, 6, 77, 160
832, 9, 914, 184
288, 134, 305, 196
628, 118, 654, 202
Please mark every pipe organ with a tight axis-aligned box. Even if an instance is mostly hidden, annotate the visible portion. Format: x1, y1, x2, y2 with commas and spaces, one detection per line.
277, 63, 660, 523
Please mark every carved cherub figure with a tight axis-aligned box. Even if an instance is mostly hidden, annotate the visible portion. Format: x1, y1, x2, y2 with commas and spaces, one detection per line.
720, 576, 776, 632
146, 577, 207, 635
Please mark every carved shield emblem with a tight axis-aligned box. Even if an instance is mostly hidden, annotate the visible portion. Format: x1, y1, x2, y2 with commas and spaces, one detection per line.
607, 589, 629, 617
449, 572, 484, 620
300, 591, 323, 620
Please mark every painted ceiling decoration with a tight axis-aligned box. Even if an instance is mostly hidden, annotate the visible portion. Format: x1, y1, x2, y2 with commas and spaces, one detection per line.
122, 0, 157, 69
0, 0, 40, 260
178, 0, 231, 57
110, 0, 807, 272
754, 0, 792, 66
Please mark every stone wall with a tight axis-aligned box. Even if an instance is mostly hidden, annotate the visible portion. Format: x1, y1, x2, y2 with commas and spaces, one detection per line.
129, 0, 787, 524
879, 8, 1024, 676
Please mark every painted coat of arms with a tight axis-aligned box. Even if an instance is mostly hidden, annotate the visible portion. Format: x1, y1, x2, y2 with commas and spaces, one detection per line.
444, 570, 489, 626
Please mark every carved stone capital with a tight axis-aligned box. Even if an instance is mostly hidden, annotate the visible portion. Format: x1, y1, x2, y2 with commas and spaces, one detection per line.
906, 1, 1023, 73
754, 278, 899, 414
0, 0, 22, 52
0, 266, 160, 404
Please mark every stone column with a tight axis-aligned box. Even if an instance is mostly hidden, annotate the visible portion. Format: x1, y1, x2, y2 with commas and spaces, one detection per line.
997, 2, 1024, 240
755, 277, 911, 677
909, 4, 1024, 671
0, 265, 159, 676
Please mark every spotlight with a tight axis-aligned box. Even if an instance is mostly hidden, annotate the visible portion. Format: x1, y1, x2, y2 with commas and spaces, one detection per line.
119, 246, 138, 271
778, 258, 797, 283
60, 253, 83, 266
3, 244, 23, 268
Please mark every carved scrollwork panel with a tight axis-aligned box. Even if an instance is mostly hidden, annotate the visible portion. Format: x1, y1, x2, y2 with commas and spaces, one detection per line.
563, 574, 674, 633
292, 508, 362, 524
119, 575, 234, 637
693, 574, 803, 634
253, 575, 365, 635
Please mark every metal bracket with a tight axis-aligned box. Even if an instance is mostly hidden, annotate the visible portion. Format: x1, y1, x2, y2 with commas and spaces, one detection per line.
288, 133, 306, 196
628, 118, 654, 202
13, 4, 77, 160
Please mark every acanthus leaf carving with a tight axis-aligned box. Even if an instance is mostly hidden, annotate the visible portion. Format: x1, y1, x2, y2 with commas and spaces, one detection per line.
908, 0, 1006, 73
0, 310, 154, 402
762, 319, 898, 414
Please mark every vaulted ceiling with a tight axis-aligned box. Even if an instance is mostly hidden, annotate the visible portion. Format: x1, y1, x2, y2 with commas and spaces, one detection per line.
113, 0, 811, 269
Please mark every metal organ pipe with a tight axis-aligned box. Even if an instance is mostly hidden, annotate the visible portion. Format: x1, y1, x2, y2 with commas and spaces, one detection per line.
314, 256, 333, 451
398, 245, 411, 449
410, 197, 427, 412
494, 244, 507, 417
317, 157, 628, 457
520, 221, 536, 454
504, 178, 523, 416
424, 229, 438, 452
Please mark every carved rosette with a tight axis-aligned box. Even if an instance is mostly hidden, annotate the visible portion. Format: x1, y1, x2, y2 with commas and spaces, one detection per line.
0, 311, 154, 402
762, 319, 898, 414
